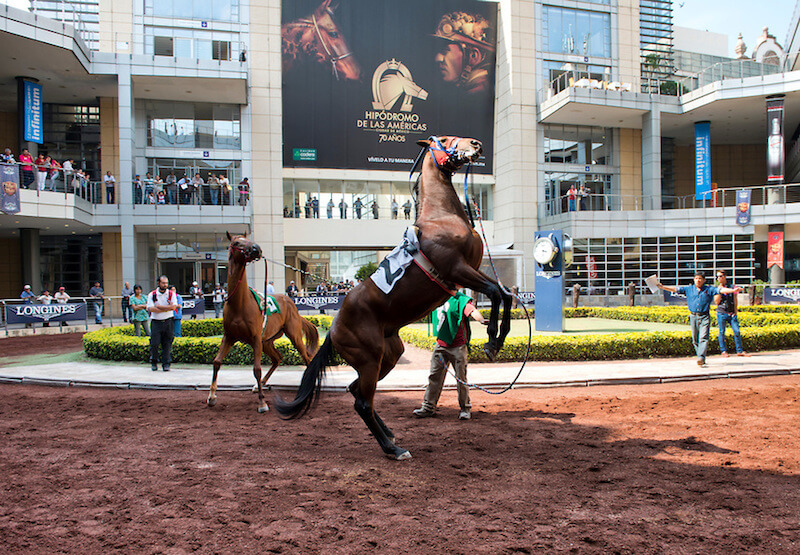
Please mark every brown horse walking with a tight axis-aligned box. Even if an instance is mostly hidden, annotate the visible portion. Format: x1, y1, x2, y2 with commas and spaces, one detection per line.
281, 0, 361, 81
207, 233, 269, 412
276, 136, 513, 459
253, 293, 320, 390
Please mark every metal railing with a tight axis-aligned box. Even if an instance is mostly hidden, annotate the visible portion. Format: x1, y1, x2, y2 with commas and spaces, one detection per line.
2, 161, 104, 203
542, 182, 800, 218
677, 53, 800, 94
131, 182, 249, 207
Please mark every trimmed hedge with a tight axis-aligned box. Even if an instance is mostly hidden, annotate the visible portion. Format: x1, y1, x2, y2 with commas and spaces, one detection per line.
83, 317, 326, 365
400, 322, 800, 362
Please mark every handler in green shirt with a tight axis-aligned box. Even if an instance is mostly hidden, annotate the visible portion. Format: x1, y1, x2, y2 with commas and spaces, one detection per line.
413, 292, 487, 421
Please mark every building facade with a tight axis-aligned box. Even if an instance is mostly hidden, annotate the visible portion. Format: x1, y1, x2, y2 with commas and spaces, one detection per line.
1, 0, 799, 303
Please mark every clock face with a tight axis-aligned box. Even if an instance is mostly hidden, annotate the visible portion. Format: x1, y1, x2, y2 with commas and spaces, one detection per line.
534, 237, 557, 265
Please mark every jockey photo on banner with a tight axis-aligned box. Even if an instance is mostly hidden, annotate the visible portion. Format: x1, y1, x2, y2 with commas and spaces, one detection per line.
281, 0, 497, 173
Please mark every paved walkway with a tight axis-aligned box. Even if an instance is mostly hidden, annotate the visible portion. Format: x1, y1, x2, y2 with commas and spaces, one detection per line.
2, 343, 799, 392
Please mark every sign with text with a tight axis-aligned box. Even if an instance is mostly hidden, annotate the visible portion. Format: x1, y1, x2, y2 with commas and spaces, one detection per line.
23, 80, 43, 144
6, 302, 86, 324
181, 298, 205, 316
282, 0, 497, 172
764, 287, 800, 304
694, 121, 711, 201
294, 295, 345, 312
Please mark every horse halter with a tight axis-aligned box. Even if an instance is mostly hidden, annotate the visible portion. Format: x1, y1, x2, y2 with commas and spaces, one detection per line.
229, 242, 261, 263
295, 12, 354, 80
427, 136, 469, 173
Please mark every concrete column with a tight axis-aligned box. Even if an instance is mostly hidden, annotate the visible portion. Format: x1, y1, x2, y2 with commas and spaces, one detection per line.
117, 63, 137, 285
20, 228, 41, 292
641, 108, 662, 211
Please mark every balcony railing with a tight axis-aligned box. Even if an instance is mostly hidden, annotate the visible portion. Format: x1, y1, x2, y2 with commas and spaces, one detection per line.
542, 182, 800, 219
130, 181, 249, 208
2, 161, 104, 204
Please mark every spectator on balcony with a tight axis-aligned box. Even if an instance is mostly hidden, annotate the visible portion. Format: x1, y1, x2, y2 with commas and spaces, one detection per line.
391, 198, 399, 219
208, 174, 221, 205
312, 196, 319, 217
34, 153, 48, 191
372, 200, 379, 219
191, 174, 204, 205
165, 172, 178, 204
19, 149, 34, 189
567, 184, 577, 212
238, 177, 250, 206
62, 158, 74, 186
157, 190, 166, 204
103, 171, 116, 204
354, 197, 363, 219
1, 148, 14, 164
154, 174, 164, 195
48, 158, 61, 191
133, 174, 143, 204
339, 198, 348, 219
326, 198, 334, 218
304, 197, 312, 218
20, 284, 35, 304
403, 199, 412, 219
178, 174, 191, 204
146, 190, 157, 204
219, 173, 231, 205
579, 184, 589, 211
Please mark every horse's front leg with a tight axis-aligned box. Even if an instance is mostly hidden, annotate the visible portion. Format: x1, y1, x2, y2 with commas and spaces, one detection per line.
208, 334, 235, 407
252, 338, 268, 413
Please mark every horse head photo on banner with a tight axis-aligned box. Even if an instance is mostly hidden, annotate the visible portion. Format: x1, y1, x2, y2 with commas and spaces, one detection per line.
281, 0, 361, 81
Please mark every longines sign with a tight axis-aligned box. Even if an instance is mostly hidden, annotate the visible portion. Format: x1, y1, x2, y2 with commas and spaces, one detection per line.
282, 0, 497, 172
6, 303, 87, 324
294, 295, 344, 312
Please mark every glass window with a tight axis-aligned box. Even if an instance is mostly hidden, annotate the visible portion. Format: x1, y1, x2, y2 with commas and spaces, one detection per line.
543, 125, 612, 165
196, 39, 213, 60
542, 6, 611, 58
146, 101, 241, 150
174, 38, 192, 58
150, 0, 237, 21
212, 40, 230, 61
154, 36, 173, 57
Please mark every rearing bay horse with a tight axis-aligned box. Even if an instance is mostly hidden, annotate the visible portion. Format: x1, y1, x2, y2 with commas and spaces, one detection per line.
207, 232, 269, 412
281, 0, 361, 81
276, 136, 512, 460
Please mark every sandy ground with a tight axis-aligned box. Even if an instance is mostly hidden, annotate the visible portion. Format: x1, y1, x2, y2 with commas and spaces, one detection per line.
1, 374, 799, 553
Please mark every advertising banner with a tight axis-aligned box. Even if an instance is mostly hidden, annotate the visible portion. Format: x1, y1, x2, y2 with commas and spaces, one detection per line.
586, 255, 598, 279
662, 290, 687, 305
5, 302, 86, 324
694, 121, 711, 201
735, 189, 751, 226
764, 287, 800, 304
294, 295, 345, 312
282, 0, 497, 173
0, 163, 20, 215
516, 291, 535, 306
181, 298, 205, 316
23, 80, 43, 144
767, 231, 784, 269
767, 96, 785, 182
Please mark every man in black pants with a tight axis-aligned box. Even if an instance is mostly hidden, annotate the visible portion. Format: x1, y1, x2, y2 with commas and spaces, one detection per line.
146, 275, 177, 372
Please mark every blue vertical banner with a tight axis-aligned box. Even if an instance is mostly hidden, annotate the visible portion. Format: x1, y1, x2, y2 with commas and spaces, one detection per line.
735, 189, 751, 226
694, 121, 711, 201
23, 80, 43, 144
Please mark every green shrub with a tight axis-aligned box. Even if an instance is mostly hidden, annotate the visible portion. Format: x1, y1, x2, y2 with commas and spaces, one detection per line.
83, 319, 324, 365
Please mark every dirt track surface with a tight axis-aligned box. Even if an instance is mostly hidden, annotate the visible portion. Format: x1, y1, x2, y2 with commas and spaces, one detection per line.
2, 376, 800, 553
0, 332, 85, 358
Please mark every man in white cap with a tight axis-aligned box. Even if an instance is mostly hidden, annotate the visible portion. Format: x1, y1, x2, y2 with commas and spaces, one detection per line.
20, 285, 35, 328
286, 280, 298, 297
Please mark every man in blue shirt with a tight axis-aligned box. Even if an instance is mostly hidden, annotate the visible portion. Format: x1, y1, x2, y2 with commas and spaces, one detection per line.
657, 273, 742, 367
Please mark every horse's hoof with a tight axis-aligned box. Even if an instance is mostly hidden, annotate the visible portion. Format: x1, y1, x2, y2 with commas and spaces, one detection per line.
257, 404, 269, 413
394, 450, 412, 461
482, 346, 497, 362
207, 397, 217, 407
251, 384, 258, 393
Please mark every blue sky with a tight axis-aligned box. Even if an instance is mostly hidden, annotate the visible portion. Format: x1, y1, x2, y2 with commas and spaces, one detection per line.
672, 0, 797, 54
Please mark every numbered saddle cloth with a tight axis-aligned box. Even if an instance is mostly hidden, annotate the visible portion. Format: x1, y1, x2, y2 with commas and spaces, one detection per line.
249, 287, 281, 315
370, 227, 420, 294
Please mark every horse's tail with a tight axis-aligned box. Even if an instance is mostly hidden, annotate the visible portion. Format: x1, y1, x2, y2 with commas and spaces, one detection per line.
274, 334, 335, 419
300, 316, 320, 358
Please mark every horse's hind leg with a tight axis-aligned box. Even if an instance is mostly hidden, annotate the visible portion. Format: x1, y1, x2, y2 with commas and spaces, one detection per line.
284, 312, 314, 364
208, 335, 235, 407
351, 374, 411, 460
348, 379, 394, 442
258, 339, 282, 389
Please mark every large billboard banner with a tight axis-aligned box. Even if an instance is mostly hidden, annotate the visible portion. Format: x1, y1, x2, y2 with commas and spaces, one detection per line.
282, 0, 497, 173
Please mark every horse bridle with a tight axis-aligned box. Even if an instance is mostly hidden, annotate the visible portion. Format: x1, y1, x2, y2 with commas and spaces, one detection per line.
293, 12, 354, 80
